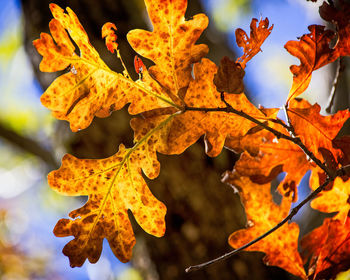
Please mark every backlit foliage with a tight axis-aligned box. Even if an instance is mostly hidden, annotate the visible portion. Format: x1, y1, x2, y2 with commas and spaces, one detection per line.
34, 0, 350, 278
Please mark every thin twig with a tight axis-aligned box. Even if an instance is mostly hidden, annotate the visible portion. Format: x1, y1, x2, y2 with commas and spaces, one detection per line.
282, 105, 334, 177
184, 105, 333, 177
326, 58, 343, 113
185, 175, 333, 273
185, 105, 295, 142
184, 99, 338, 273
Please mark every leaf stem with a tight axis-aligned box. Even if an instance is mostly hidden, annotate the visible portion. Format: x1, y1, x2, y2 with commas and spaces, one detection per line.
117, 49, 131, 79
185, 174, 334, 273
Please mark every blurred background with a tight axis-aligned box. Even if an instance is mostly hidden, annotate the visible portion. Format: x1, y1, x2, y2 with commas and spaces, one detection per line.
0, 0, 349, 279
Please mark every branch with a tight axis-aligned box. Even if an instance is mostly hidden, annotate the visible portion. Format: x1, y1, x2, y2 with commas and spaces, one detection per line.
184, 96, 339, 273
326, 58, 344, 113
185, 174, 334, 273
0, 122, 58, 169
184, 102, 333, 177
282, 105, 334, 177
184, 105, 295, 142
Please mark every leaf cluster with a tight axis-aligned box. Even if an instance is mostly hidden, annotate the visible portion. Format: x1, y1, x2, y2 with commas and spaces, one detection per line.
33, 1, 350, 278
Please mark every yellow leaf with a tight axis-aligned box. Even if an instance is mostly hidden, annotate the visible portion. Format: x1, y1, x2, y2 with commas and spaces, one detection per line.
132, 59, 267, 157
33, 4, 171, 132
50, 115, 176, 267
127, 0, 209, 100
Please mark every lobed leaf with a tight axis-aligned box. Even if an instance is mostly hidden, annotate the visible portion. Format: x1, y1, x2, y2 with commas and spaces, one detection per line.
132, 59, 267, 157
284, 25, 337, 103
287, 98, 350, 162
102, 22, 118, 54
213, 56, 245, 94
301, 218, 350, 280
127, 0, 208, 102
233, 131, 312, 202
49, 114, 176, 267
310, 173, 350, 223
235, 17, 273, 68
33, 4, 171, 132
222, 173, 306, 279
319, 0, 350, 57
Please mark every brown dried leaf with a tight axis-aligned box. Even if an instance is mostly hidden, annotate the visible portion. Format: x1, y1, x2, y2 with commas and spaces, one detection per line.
213, 56, 245, 94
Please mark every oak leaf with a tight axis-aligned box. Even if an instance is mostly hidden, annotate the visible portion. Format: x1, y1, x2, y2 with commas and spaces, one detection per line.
102, 22, 118, 54
49, 116, 174, 267
213, 56, 245, 94
284, 25, 337, 103
310, 173, 350, 223
132, 58, 267, 157
319, 0, 350, 57
127, 0, 209, 100
222, 172, 306, 279
301, 218, 350, 280
33, 4, 170, 132
287, 98, 350, 161
234, 137, 311, 202
235, 17, 273, 68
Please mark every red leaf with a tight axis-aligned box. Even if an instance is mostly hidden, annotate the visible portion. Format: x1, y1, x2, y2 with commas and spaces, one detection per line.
284, 25, 337, 103
235, 18, 273, 68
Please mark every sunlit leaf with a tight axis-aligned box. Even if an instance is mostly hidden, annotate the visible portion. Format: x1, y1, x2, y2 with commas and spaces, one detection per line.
222, 172, 306, 279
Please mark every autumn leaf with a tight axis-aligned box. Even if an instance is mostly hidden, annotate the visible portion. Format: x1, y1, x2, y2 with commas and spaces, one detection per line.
235, 17, 273, 69
49, 114, 177, 267
222, 172, 306, 279
132, 58, 267, 157
319, 0, 350, 57
127, 0, 209, 101
284, 25, 337, 103
310, 172, 350, 223
287, 98, 350, 161
33, 4, 171, 132
333, 136, 350, 168
301, 218, 350, 280
213, 56, 245, 94
102, 22, 118, 54
234, 138, 311, 202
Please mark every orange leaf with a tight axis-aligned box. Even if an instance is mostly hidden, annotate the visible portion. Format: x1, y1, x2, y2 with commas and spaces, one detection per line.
33, 4, 171, 131
132, 59, 267, 157
235, 17, 273, 68
287, 98, 350, 162
235, 142, 311, 202
301, 218, 350, 280
310, 173, 350, 223
102, 22, 118, 53
49, 113, 178, 267
213, 56, 245, 94
284, 25, 337, 103
222, 173, 306, 279
127, 0, 209, 100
